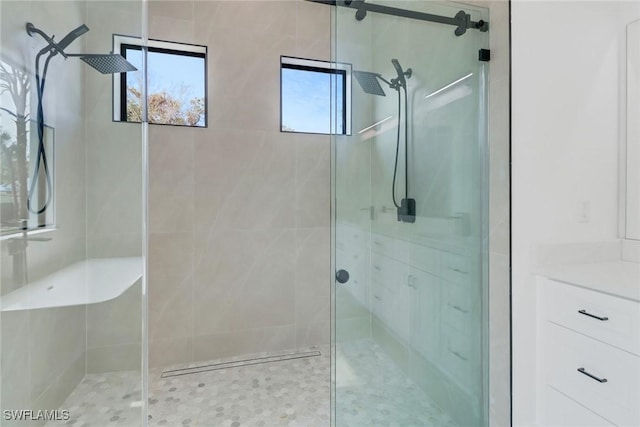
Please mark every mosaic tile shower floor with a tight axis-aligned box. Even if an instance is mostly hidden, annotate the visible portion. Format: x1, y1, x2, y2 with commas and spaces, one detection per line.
46, 340, 457, 427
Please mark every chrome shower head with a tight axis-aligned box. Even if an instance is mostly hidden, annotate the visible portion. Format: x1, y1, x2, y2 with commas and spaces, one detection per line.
353, 70, 386, 96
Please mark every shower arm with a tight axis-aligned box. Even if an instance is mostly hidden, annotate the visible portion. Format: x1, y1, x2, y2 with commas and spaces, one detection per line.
371, 73, 392, 87
374, 74, 402, 91
26, 23, 69, 58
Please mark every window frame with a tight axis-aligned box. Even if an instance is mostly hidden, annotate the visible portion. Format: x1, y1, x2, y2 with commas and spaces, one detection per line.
280, 56, 352, 136
112, 35, 208, 128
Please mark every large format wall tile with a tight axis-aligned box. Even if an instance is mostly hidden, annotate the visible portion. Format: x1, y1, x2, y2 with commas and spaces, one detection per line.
0, 0, 89, 415
29, 307, 85, 400
148, 0, 331, 368
1, 311, 30, 417
148, 232, 194, 342
86, 283, 142, 350
82, 0, 145, 385
194, 129, 267, 232
149, 126, 195, 234
86, 343, 142, 374
149, 336, 193, 368
194, 131, 296, 231
193, 229, 296, 335
31, 354, 85, 416
193, 325, 297, 363
295, 137, 331, 228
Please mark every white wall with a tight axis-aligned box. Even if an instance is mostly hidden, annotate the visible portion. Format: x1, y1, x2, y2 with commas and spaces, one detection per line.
512, 1, 640, 425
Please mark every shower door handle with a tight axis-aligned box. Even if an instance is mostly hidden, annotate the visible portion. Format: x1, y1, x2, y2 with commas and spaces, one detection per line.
336, 269, 350, 284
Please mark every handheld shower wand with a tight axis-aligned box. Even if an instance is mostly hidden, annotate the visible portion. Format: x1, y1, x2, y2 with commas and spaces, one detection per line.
391, 59, 415, 223
352, 59, 415, 223
391, 59, 412, 89
25, 22, 137, 215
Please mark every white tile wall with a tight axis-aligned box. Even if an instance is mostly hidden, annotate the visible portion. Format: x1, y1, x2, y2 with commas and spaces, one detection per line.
146, 0, 332, 368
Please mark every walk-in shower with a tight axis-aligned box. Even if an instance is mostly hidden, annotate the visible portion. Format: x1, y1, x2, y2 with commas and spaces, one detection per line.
0, 1, 510, 426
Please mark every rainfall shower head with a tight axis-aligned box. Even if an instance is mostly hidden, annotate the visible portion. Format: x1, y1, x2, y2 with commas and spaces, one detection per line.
69, 53, 138, 74
353, 70, 387, 97
26, 22, 137, 74
353, 60, 412, 96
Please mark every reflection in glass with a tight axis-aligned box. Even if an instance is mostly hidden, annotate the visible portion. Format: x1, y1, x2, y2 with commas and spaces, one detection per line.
0, 59, 55, 236
122, 43, 207, 127
281, 65, 345, 134
333, 1, 490, 425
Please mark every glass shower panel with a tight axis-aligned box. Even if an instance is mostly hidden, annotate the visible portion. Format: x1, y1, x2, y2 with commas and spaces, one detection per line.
333, 1, 489, 425
0, 1, 146, 426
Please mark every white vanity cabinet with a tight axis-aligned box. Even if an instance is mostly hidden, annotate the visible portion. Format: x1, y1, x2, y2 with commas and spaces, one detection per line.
335, 224, 482, 395
538, 276, 640, 427
369, 231, 480, 393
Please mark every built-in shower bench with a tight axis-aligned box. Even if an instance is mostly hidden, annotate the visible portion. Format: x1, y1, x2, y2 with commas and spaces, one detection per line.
1, 257, 142, 311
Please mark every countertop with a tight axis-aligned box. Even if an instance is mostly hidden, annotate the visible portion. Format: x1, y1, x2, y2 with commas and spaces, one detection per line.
539, 261, 640, 302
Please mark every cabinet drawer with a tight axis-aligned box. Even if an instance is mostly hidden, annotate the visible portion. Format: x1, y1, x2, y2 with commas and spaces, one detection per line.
441, 329, 472, 390
371, 282, 389, 320
442, 299, 472, 332
371, 282, 409, 340
541, 386, 615, 427
371, 253, 408, 290
409, 269, 439, 361
543, 322, 640, 427
542, 279, 640, 356
442, 253, 472, 284
371, 233, 408, 260
408, 243, 440, 275
443, 280, 474, 314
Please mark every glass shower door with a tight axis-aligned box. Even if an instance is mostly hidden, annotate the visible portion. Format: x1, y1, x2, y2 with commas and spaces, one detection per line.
332, 1, 489, 425
0, 2, 146, 426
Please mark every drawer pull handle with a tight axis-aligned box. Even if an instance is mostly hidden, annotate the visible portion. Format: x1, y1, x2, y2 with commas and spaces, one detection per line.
577, 368, 607, 383
451, 350, 468, 361
448, 267, 468, 275
373, 265, 381, 271
578, 309, 609, 321
449, 304, 469, 314
374, 295, 381, 301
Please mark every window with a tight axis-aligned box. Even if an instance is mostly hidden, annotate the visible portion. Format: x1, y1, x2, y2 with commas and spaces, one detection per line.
280, 56, 351, 135
113, 36, 207, 127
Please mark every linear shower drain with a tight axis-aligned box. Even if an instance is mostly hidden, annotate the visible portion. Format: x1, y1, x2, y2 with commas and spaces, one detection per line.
161, 349, 322, 378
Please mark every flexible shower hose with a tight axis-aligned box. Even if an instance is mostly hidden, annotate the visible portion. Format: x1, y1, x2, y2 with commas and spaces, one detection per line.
391, 85, 409, 209
28, 50, 54, 215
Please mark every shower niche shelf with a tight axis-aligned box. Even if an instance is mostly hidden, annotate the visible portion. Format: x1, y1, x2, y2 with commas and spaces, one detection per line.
1, 257, 142, 311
